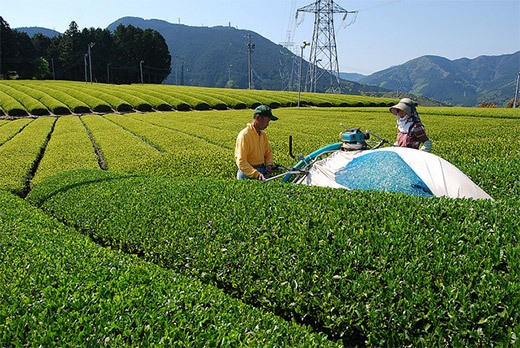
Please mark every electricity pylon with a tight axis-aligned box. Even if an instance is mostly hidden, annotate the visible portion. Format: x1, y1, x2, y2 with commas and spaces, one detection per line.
297, 0, 356, 93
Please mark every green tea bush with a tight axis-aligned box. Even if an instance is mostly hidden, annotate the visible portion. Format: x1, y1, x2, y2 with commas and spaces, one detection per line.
49, 82, 112, 112
420, 106, 520, 119
136, 85, 191, 110
2, 106, 517, 198
97, 85, 153, 111
1, 189, 337, 347
80, 114, 162, 172
73, 85, 132, 112
199, 89, 248, 109
210, 88, 262, 108
119, 86, 173, 111
128, 112, 237, 149
0, 118, 32, 146
166, 86, 228, 110
105, 113, 230, 152
0, 80, 401, 113
31, 116, 100, 187
0, 83, 48, 115
7, 82, 70, 115
28, 169, 520, 347
0, 89, 28, 116
16, 81, 91, 114
0, 117, 55, 195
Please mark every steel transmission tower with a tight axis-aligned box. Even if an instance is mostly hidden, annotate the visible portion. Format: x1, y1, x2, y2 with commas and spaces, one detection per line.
297, 0, 356, 93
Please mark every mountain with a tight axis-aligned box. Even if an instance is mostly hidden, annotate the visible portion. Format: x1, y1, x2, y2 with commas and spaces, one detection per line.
19, 17, 512, 107
339, 72, 367, 82
106, 17, 390, 95
16, 26, 61, 38
359, 52, 520, 107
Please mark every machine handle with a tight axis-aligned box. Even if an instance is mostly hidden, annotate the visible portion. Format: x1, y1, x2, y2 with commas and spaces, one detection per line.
289, 135, 295, 159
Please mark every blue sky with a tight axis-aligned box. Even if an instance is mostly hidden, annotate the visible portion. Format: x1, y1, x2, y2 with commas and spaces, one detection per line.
2, 0, 519, 74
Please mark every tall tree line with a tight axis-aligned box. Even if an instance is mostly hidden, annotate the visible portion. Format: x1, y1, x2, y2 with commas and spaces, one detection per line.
1, 17, 171, 84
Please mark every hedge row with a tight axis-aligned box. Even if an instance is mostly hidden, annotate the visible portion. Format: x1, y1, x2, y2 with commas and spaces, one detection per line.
0, 189, 337, 347
420, 106, 520, 119
72, 84, 133, 112
0, 89, 28, 116
80, 114, 162, 172
95, 84, 153, 111
31, 115, 100, 187
16, 80, 91, 114
27, 169, 520, 347
0, 117, 55, 195
0, 118, 32, 146
130, 86, 191, 110
49, 82, 113, 112
125, 112, 235, 150
0, 80, 399, 115
0, 83, 48, 115
6, 82, 70, 115
102, 113, 235, 178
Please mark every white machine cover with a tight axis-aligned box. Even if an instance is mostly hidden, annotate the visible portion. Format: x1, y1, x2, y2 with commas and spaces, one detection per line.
301, 147, 493, 200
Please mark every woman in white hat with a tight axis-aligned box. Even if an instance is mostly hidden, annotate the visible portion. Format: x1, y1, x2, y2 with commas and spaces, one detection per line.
390, 98, 432, 152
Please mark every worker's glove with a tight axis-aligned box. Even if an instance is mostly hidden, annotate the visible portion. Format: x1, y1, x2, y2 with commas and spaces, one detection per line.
420, 140, 433, 152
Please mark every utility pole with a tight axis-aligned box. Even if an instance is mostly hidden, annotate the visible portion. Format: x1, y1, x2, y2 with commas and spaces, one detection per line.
180, 58, 185, 85
228, 64, 233, 87
140, 61, 144, 84
88, 42, 95, 84
514, 72, 520, 108
246, 34, 255, 89
297, 0, 357, 93
175, 56, 184, 85
298, 41, 310, 107
84, 54, 88, 83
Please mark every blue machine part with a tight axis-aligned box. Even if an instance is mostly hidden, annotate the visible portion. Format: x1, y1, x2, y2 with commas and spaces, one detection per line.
335, 151, 434, 197
341, 131, 365, 143
282, 143, 341, 183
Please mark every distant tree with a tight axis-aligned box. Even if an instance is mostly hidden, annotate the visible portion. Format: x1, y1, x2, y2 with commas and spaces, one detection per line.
32, 33, 52, 55
139, 29, 171, 83
1, 17, 41, 79
32, 33, 53, 78
80, 27, 114, 83
505, 98, 519, 108
478, 101, 498, 108
0, 17, 9, 79
111, 24, 171, 84
58, 21, 84, 81
33, 57, 50, 79
1, 18, 170, 83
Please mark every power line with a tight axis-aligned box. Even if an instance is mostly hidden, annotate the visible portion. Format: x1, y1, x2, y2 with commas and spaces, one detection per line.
297, 0, 357, 93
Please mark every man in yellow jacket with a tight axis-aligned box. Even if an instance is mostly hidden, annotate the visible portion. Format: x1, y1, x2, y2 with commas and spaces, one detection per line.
235, 105, 278, 180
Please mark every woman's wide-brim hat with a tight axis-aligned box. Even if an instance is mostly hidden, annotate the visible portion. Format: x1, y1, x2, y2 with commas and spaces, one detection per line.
390, 98, 415, 116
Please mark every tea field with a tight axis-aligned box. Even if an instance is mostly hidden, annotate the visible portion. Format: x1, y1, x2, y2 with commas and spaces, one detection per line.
0, 80, 397, 116
1, 82, 519, 346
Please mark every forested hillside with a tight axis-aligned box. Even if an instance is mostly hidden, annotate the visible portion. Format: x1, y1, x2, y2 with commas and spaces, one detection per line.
106, 17, 390, 95
360, 52, 520, 107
